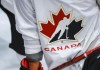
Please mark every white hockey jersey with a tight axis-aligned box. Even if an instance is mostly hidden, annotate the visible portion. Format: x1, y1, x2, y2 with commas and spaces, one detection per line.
0, 8, 11, 45
14, 0, 100, 69
1, 0, 14, 13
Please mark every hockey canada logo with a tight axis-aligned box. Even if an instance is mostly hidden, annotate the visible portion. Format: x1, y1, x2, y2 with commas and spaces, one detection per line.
40, 8, 83, 43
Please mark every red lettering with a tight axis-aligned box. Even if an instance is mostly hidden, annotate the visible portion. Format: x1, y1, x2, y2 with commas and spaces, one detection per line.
71, 44, 76, 48
64, 45, 70, 50
57, 46, 63, 51
51, 47, 56, 52
44, 43, 81, 52
44, 48, 49, 51
77, 43, 81, 47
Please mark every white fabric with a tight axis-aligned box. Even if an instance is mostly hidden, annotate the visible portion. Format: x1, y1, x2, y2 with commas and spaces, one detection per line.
14, 0, 100, 70
1, 1, 48, 69
1, 0, 14, 13
0, 8, 11, 44
0, 8, 20, 70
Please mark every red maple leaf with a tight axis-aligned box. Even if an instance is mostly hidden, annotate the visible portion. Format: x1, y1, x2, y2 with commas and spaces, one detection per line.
40, 9, 70, 38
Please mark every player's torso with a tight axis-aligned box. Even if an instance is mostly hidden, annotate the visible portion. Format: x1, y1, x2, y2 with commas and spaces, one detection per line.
0, 8, 11, 45
32, 0, 100, 69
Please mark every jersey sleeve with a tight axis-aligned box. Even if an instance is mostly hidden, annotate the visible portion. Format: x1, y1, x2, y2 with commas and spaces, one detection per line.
1, 0, 14, 13
14, 0, 43, 61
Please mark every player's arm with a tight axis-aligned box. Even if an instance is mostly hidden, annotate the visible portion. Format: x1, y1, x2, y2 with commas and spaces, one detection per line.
14, 0, 43, 70
29, 62, 40, 70
1, 0, 14, 13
